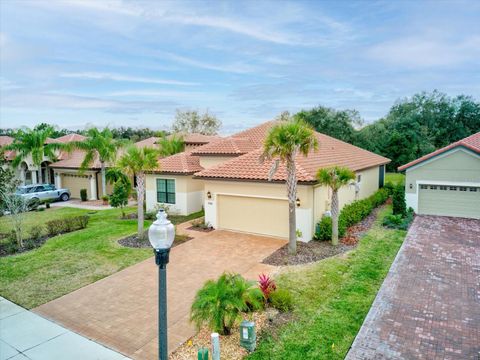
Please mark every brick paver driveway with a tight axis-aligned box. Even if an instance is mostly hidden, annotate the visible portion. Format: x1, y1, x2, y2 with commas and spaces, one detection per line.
34, 229, 285, 359
347, 216, 480, 359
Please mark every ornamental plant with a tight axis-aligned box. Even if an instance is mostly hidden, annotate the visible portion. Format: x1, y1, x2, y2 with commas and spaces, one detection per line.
258, 273, 276, 302
190, 273, 263, 335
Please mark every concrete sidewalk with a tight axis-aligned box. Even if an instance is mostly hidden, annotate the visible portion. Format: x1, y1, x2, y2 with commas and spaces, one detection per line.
0, 297, 129, 360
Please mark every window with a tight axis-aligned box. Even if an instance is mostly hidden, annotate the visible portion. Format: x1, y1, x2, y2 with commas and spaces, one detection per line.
440, 186, 448, 190
459, 187, 467, 192
430, 185, 437, 190
420, 185, 428, 189
449, 186, 457, 191
470, 187, 478, 192
44, 184, 56, 191
156, 179, 175, 204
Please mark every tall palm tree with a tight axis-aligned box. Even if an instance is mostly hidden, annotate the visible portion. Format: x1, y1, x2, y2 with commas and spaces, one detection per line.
316, 166, 356, 246
70, 128, 122, 196
118, 145, 159, 238
157, 135, 185, 156
261, 115, 318, 254
6, 126, 63, 184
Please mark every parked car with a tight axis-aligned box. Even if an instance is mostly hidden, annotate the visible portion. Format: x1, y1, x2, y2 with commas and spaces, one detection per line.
15, 184, 70, 203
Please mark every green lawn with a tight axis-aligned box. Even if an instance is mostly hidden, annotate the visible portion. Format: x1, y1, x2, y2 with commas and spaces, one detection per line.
386, 172, 405, 185
0, 206, 203, 309
249, 205, 406, 360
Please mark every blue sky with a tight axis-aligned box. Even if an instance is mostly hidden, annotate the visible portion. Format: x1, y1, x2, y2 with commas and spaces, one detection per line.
1, 0, 479, 134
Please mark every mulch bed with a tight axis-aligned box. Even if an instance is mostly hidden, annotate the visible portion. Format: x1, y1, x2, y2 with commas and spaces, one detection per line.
118, 233, 193, 249
186, 226, 214, 233
0, 235, 49, 257
263, 204, 387, 266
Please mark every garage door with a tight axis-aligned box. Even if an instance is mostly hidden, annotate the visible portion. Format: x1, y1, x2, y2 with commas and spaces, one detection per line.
217, 195, 289, 238
61, 174, 91, 199
418, 185, 480, 219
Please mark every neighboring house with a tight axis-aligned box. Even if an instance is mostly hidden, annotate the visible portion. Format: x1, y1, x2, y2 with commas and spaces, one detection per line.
398, 132, 480, 219
145, 121, 390, 241
49, 134, 114, 201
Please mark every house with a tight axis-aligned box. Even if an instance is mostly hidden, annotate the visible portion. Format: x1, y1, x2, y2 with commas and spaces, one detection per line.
145, 121, 390, 241
398, 132, 480, 219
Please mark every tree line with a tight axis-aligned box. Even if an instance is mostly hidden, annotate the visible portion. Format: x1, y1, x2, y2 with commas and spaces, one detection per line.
296, 90, 480, 171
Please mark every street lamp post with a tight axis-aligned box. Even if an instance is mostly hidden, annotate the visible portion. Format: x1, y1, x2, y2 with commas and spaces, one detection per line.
148, 209, 175, 360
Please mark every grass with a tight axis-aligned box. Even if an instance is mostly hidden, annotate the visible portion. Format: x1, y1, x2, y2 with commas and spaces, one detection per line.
0, 206, 203, 309
386, 172, 405, 185
248, 205, 406, 360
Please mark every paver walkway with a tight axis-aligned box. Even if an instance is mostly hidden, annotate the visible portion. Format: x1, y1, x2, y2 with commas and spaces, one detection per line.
347, 216, 480, 359
0, 297, 128, 360
34, 228, 285, 359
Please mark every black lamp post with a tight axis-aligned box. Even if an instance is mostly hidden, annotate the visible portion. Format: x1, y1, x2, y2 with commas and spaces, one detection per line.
148, 209, 175, 360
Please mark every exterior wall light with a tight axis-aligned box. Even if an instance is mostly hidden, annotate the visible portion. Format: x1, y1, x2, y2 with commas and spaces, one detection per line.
409, 183, 413, 189
296, 198, 301, 207
207, 191, 212, 200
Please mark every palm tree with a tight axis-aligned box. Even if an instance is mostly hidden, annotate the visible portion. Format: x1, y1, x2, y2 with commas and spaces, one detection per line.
316, 166, 356, 245
6, 126, 63, 184
118, 145, 159, 238
70, 128, 122, 196
157, 135, 185, 157
261, 115, 318, 254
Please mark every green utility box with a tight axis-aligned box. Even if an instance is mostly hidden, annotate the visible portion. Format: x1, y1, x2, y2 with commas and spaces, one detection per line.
239, 320, 256, 352
197, 347, 208, 360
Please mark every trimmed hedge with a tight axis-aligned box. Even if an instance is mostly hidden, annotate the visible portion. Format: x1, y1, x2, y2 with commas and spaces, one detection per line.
314, 188, 389, 241
45, 216, 89, 237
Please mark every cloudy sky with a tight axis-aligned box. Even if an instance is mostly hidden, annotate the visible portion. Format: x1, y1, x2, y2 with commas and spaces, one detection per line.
1, 0, 479, 133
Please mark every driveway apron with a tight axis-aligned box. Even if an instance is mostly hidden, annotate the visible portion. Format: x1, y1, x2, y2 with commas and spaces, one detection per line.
33, 229, 285, 359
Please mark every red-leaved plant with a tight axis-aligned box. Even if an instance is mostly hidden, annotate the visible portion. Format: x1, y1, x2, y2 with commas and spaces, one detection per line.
258, 273, 276, 301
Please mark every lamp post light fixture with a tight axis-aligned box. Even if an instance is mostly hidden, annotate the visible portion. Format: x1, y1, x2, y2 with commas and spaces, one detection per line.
148, 209, 175, 360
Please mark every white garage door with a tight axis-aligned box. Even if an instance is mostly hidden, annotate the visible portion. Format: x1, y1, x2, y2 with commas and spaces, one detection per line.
217, 195, 289, 238
418, 185, 480, 219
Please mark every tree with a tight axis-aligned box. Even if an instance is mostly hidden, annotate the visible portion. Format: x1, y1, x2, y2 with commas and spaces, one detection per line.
118, 145, 159, 238
5, 127, 63, 183
172, 109, 221, 135
109, 180, 130, 218
70, 128, 123, 196
0, 158, 19, 212
316, 166, 356, 246
157, 135, 185, 157
261, 114, 318, 254
295, 106, 363, 143
105, 167, 131, 188
2, 193, 28, 248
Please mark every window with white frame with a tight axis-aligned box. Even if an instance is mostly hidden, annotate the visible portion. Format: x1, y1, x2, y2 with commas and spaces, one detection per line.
156, 179, 176, 204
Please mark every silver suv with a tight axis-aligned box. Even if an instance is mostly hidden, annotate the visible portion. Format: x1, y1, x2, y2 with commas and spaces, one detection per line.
16, 184, 70, 202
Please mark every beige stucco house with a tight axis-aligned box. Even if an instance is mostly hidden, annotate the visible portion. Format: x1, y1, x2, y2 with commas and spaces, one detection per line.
145, 121, 390, 241
399, 132, 480, 219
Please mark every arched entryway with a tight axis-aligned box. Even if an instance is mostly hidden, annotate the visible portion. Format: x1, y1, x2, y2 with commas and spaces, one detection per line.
20, 162, 32, 185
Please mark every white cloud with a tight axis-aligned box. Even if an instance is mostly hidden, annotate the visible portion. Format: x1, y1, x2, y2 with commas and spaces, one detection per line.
163, 53, 256, 74
60, 72, 198, 86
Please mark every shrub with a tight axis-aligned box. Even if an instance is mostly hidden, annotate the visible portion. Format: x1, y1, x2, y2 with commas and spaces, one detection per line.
383, 207, 414, 230
270, 289, 294, 312
314, 188, 389, 241
80, 189, 88, 202
109, 181, 130, 218
45, 216, 89, 237
383, 181, 395, 196
190, 273, 264, 335
102, 195, 109, 202
392, 184, 406, 216
258, 274, 276, 302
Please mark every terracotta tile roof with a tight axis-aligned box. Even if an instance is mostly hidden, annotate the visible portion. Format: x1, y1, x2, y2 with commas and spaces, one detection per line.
0, 136, 15, 161
191, 121, 276, 155
195, 132, 390, 183
50, 149, 102, 169
398, 132, 480, 171
135, 137, 159, 149
54, 133, 87, 143
150, 151, 203, 174
173, 133, 221, 144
